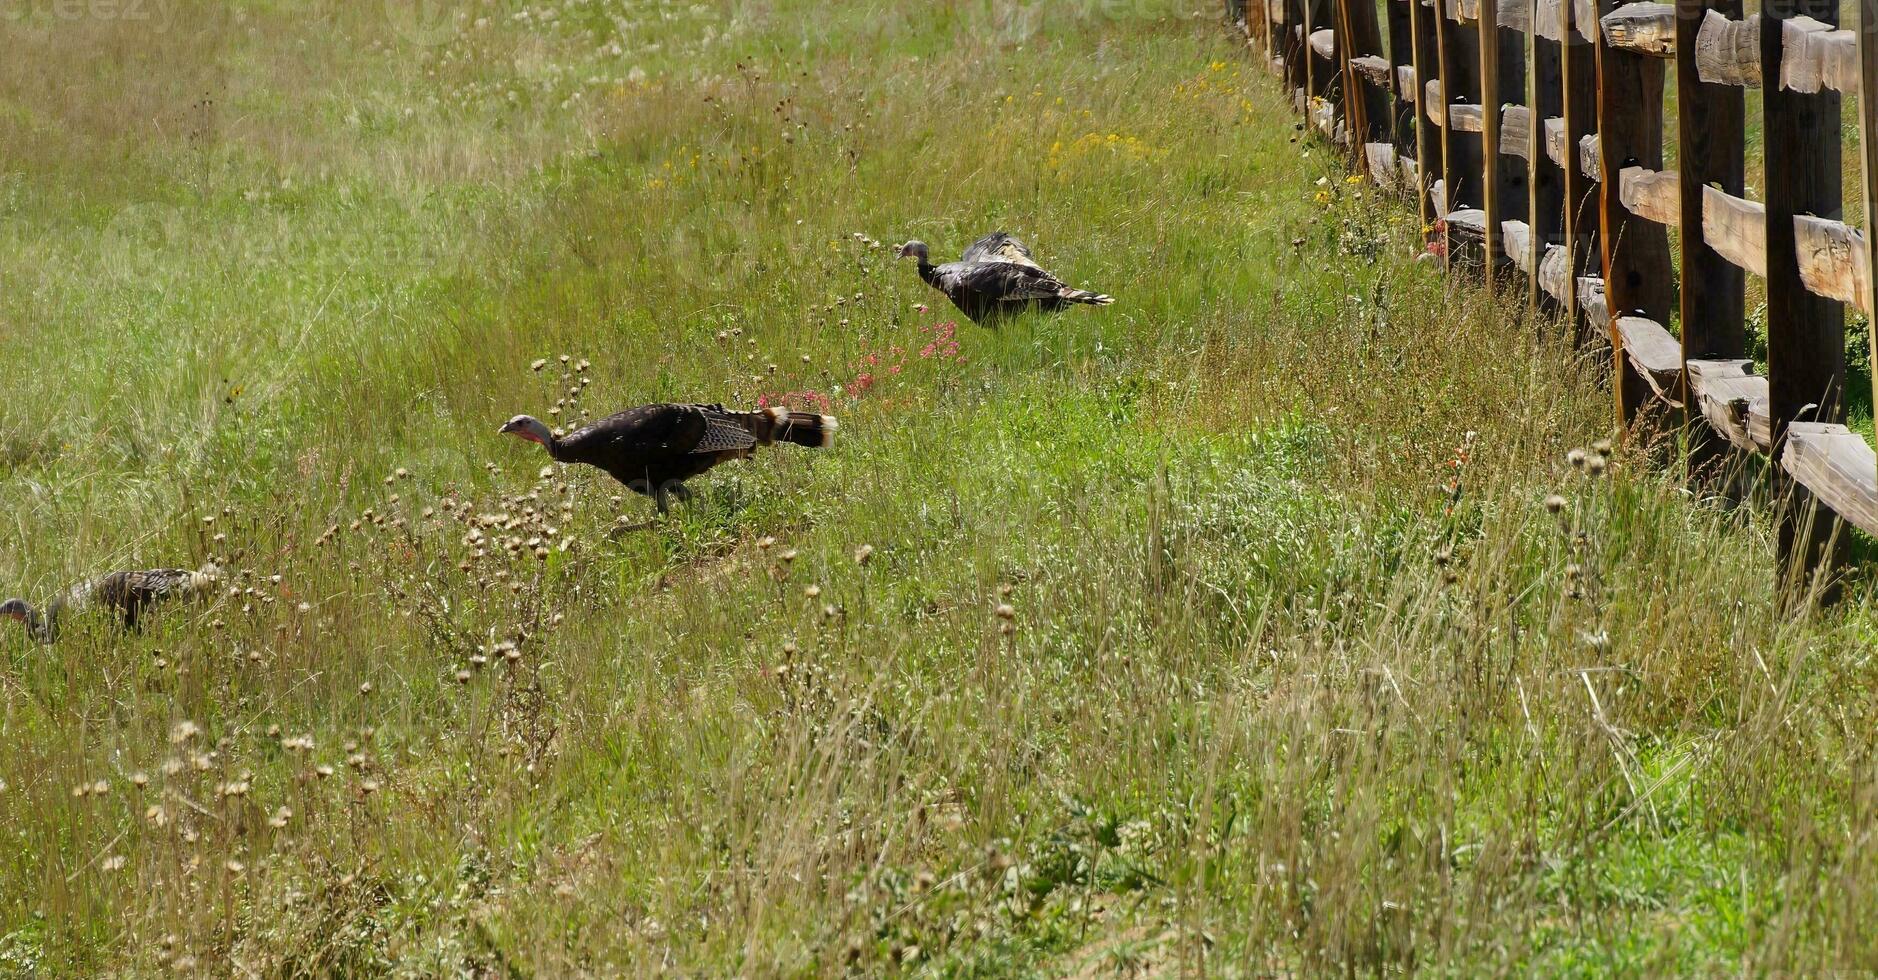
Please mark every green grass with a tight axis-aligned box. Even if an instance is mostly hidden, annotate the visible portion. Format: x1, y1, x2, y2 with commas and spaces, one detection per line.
5, 0, 1878, 974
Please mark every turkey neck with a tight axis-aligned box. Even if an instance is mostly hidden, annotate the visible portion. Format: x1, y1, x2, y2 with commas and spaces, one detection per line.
916, 259, 940, 287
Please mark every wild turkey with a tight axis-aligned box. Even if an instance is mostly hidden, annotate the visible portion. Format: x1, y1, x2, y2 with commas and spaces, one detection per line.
898, 232, 1113, 323
1, 565, 220, 645
500, 403, 836, 514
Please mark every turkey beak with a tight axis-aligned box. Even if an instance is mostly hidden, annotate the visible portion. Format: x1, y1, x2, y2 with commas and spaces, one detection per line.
498, 420, 520, 435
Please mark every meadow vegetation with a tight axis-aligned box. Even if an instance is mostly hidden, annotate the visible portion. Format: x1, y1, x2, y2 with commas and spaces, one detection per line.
5, 0, 1878, 974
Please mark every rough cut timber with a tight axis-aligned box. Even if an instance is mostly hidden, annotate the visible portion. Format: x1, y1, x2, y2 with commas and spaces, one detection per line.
1689, 13, 1859, 93
1445, 207, 1488, 236
1432, 178, 1449, 217
1613, 315, 1685, 403
1702, 186, 1767, 277
1617, 167, 1681, 224
1425, 79, 1445, 124
1351, 55, 1394, 85
1451, 0, 1478, 21
1365, 142, 1401, 186
1543, 116, 1566, 167
1448, 103, 1485, 131
1535, 0, 1565, 40
1578, 134, 1600, 179
1502, 219, 1535, 272
1694, 9, 1760, 86
1782, 422, 1878, 537
1501, 105, 1531, 157
1601, 3, 1676, 56
1780, 17, 1857, 94
1400, 155, 1420, 185
1574, 0, 1597, 42
1577, 275, 1608, 326
1538, 243, 1572, 302
1794, 215, 1872, 314
1497, 0, 1529, 33
1688, 359, 1771, 451
1398, 64, 1418, 96
1310, 28, 1336, 58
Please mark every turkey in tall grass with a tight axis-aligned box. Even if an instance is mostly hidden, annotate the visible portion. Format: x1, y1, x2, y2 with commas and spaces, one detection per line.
1, 565, 220, 644
897, 232, 1113, 323
500, 403, 836, 516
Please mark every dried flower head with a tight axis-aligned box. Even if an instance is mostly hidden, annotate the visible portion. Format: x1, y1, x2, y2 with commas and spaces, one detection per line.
1543, 494, 1567, 514
1567, 448, 1587, 469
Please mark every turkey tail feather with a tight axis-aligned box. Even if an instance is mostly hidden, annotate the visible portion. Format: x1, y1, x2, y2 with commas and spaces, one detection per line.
1059, 287, 1114, 306
771, 408, 837, 448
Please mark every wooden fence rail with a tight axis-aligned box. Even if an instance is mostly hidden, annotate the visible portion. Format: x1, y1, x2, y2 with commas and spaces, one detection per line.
1232, 0, 1878, 595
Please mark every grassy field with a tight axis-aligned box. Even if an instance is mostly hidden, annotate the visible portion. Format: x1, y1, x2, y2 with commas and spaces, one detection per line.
6, 0, 1878, 974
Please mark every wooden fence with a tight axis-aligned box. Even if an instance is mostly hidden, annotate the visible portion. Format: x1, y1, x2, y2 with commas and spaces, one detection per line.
1234, 0, 1878, 594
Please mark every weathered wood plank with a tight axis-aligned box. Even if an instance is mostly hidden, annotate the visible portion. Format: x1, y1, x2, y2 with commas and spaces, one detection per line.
1617, 166, 1680, 224
1561, 0, 1598, 338
1448, 102, 1485, 131
1614, 315, 1685, 403
1433, 177, 1450, 216
1426, 79, 1446, 124
1452, 0, 1478, 21
1535, 0, 1564, 40
1398, 64, 1419, 96
1310, 27, 1337, 59
1694, 10, 1760, 87
1701, 186, 1766, 277
1543, 115, 1566, 167
1794, 215, 1871, 314
1435, 0, 1486, 269
1400, 153, 1421, 185
1408, 0, 1442, 229
1351, 54, 1394, 85
1574, 0, 1597, 43
1503, 218, 1535, 272
1366, 142, 1401, 186
1688, 359, 1771, 451
1781, 17, 1857, 95
1782, 423, 1878, 538
1446, 207, 1488, 235
1497, 0, 1530, 33
1501, 104, 1531, 157
1600, 2, 1676, 57
1579, 133, 1600, 179
1538, 243, 1572, 301
1578, 275, 1608, 326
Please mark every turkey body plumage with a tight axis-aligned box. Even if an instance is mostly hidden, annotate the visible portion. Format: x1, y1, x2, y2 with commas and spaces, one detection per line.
902, 232, 1113, 324
1, 565, 220, 644
502, 403, 836, 514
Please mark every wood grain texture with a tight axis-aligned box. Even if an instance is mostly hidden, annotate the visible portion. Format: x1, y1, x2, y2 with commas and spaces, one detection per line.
1780, 17, 1856, 94
1688, 359, 1771, 451
1600, 2, 1676, 56
1617, 166, 1680, 224
1538, 242, 1572, 301
1366, 142, 1402, 185
1501, 104, 1530, 157
1535, 0, 1564, 40
1543, 115, 1565, 166
1693, 9, 1760, 86
1503, 218, 1535, 271
1351, 54, 1394, 84
1614, 315, 1686, 403
1794, 215, 1871, 314
1310, 27, 1336, 58
1448, 102, 1485, 130
1578, 134, 1600, 179
1781, 422, 1878, 538
1701, 186, 1765, 277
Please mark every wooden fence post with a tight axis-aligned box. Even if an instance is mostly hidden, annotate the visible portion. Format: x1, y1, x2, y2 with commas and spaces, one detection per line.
1479, 0, 1529, 275
1387, 0, 1419, 176
1411, 0, 1446, 233
1436, 0, 1486, 267
1335, 0, 1390, 164
1284, 0, 1308, 105
1764, 0, 1848, 593
1863, 0, 1878, 425
1560, 0, 1598, 342
1528, 0, 1566, 316
1676, 0, 1746, 481
1594, 0, 1674, 430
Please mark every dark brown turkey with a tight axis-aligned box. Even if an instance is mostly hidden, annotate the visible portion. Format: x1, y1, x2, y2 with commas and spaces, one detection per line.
1, 565, 220, 645
898, 232, 1113, 323
500, 403, 836, 514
